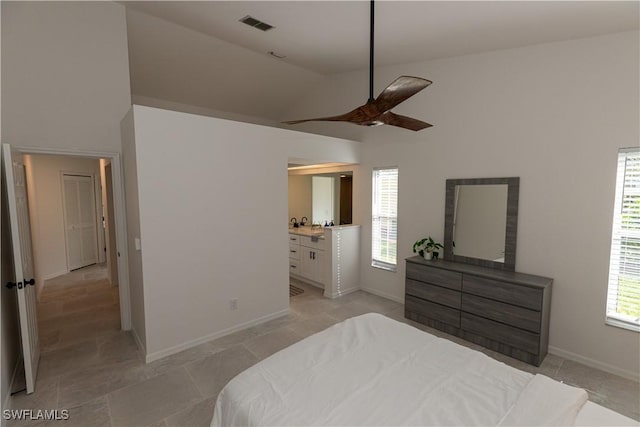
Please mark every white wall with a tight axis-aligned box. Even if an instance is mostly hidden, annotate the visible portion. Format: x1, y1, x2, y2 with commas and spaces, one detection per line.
1, 1, 131, 153
132, 95, 281, 129
130, 105, 360, 359
282, 31, 640, 379
121, 110, 146, 352
23, 155, 102, 293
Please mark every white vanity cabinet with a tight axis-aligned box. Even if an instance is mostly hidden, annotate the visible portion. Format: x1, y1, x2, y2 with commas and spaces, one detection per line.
288, 234, 301, 275
289, 225, 360, 298
299, 236, 325, 285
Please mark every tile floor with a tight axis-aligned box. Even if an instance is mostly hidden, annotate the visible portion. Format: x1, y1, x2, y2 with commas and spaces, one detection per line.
7, 270, 640, 426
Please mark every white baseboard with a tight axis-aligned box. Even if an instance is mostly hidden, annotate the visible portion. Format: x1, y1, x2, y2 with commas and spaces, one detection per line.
361, 287, 404, 304
324, 286, 359, 299
548, 345, 640, 382
144, 309, 290, 364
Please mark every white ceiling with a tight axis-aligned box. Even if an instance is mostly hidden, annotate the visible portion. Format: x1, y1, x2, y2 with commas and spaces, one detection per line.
123, 1, 639, 120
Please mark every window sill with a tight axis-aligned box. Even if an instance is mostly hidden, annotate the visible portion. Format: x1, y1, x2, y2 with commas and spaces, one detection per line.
606, 317, 640, 333
371, 261, 397, 272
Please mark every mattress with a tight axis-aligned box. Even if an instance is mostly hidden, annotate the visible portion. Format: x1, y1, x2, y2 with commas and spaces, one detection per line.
212, 313, 638, 426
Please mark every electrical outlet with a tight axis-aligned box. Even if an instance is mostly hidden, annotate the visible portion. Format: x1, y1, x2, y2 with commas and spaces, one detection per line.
229, 298, 238, 310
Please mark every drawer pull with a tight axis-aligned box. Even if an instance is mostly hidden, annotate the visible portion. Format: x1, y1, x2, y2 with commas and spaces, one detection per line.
290, 250, 297, 253
290, 265, 297, 269
290, 237, 297, 241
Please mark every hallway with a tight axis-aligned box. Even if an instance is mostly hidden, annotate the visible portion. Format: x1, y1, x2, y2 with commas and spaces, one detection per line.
37, 264, 120, 352
8, 264, 135, 426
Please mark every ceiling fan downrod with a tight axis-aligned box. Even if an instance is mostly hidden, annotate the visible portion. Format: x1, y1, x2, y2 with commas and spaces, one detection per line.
369, 0, 375, 104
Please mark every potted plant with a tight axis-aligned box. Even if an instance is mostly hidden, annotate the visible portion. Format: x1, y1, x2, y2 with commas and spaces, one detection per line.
413, 237, 444, 260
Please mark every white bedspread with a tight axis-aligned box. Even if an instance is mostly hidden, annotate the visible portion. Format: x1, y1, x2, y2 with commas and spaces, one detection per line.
212, 313, 592, 426
499, 374, 588, 426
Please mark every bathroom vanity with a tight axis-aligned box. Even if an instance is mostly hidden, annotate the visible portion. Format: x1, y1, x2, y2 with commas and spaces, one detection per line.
289, 225, 360, 298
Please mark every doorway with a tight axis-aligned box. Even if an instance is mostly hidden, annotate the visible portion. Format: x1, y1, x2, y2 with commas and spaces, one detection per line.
3, 144, 131, 394
339, 175, 353, 225
7, 147, 130, 325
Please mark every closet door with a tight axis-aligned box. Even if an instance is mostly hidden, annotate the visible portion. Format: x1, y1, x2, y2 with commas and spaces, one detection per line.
63, 174, 98, 270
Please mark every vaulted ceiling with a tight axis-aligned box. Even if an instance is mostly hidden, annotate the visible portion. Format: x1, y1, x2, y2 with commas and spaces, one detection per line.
123, 1, 639, 121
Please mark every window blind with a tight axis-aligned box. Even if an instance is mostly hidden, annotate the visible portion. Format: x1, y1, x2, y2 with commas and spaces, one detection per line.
606, 147, 640, 331
372, 168, 398, 271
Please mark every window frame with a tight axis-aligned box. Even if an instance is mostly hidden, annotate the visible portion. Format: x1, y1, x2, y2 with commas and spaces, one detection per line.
371, 167, 399, 272
606, 147, 640, 332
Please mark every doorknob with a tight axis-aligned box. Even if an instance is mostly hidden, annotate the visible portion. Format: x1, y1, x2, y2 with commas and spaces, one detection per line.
24, 278, 35, 286
5, 282, 16, 289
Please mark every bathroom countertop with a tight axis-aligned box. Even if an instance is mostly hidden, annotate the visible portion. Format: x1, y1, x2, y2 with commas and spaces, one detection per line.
288, 224, 360, 239
288, 226, 326, 238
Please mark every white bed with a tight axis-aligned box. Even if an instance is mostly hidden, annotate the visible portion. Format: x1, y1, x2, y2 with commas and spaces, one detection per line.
212, 313, 638, 426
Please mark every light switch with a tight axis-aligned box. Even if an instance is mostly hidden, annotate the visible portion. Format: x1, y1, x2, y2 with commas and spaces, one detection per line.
134, 237, 141, 251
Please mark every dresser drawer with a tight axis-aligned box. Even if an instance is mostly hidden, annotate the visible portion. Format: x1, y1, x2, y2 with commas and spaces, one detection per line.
289, 259, 300, 274
406, 263, 462, 291
406, 279, 461, 309
289, 243, 301, 260
405, 295, 460, 328
461, 312, 540, 355
463, 275, 542, 310
461, 294, 540, 333
301, 235, 325, 250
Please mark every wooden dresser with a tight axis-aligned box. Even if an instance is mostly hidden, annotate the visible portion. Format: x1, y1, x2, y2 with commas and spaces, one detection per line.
405, 256, 552, 366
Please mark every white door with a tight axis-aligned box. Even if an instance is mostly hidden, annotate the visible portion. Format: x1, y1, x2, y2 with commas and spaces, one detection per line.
62, 174, 98, 271
2, 144, 40, 394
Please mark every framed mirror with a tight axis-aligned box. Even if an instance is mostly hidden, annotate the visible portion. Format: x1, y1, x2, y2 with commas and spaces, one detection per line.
444, 177, 519, 271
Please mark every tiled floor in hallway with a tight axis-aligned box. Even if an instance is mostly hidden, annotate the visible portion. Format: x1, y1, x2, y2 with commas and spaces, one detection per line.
7, 274, 640, 426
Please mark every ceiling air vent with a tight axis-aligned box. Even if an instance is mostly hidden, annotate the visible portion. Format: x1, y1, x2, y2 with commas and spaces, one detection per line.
239, 15, 275, 32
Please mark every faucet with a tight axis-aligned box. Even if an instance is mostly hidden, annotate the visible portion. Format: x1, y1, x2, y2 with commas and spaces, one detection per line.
300, 216, 308, 226
290, 217, 299, 228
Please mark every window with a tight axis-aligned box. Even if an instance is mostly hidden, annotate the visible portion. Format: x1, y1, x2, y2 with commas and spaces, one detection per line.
606, 147, 640, 331
372, 167, 398, 271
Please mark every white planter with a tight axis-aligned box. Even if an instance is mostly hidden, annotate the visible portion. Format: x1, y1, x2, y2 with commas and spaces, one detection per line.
423, 251, 433, 260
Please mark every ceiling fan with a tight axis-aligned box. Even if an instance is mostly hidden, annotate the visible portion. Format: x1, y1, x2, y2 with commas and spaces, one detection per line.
283, 0, 432, 131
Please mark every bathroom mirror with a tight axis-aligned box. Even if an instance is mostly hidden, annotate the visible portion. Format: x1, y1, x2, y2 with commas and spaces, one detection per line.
288, 171, 353, 226
444, 177, 519, 271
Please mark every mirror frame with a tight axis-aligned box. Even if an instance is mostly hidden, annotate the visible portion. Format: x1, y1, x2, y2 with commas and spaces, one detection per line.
444, 177, 520, 271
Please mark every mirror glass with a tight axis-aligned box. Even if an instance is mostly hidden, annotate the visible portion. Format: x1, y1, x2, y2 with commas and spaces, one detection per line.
312, 176, 335, 224
453, 184, 508, 262
288, 171, 353, 226
444, 177, 519, 271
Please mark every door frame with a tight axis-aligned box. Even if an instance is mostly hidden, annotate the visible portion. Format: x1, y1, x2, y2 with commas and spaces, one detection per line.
12, 145, 131, 330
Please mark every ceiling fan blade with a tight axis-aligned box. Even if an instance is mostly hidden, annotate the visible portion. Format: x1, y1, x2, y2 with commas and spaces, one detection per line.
283, 103, 377, 126
379, 112, 432, 131
282, 113, 355, 125
373, 76, 432, 113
